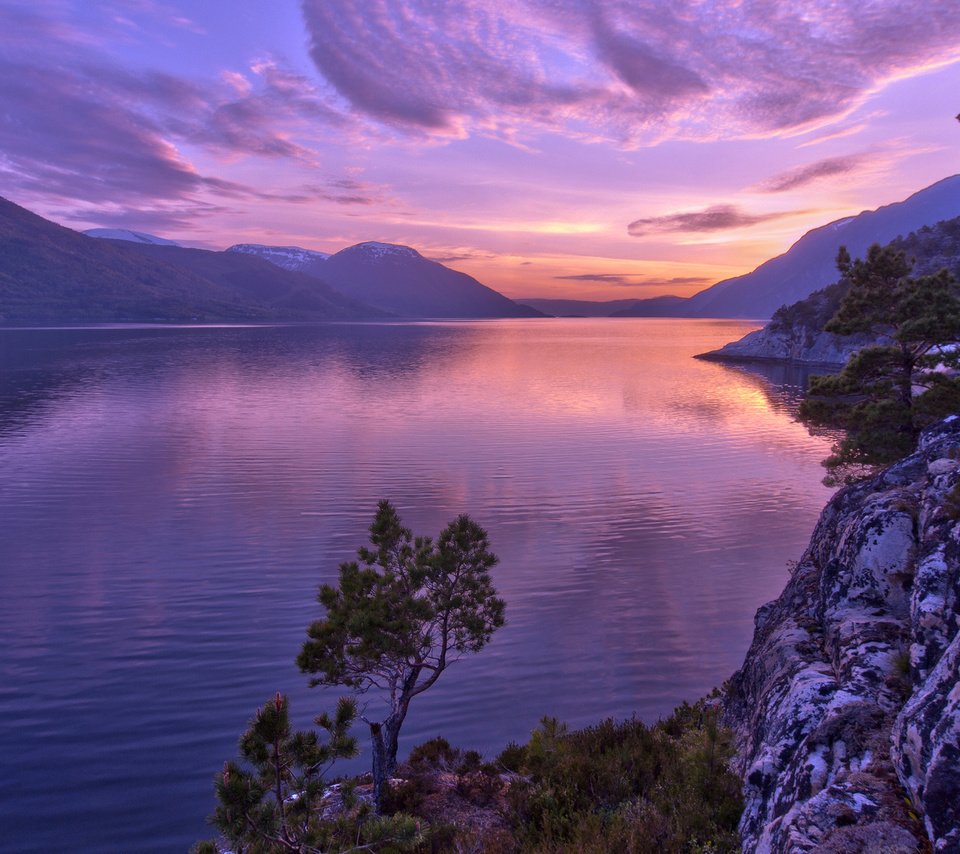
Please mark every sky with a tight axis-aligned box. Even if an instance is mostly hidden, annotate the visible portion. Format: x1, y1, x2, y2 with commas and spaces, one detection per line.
2, 0, 959, 301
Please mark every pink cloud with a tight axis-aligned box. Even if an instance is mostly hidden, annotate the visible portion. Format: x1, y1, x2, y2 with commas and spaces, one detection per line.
300, 0, 960, 144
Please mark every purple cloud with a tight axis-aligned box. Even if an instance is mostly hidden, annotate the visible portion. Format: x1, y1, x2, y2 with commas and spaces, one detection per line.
757, 154, 871, 193
300, 0, 960, 143
556, 273, 712, 286
627, 205, 797, 236
0, 6, 362, 226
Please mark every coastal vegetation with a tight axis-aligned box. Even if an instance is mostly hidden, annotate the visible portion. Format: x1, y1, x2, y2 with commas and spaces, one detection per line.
799, 242, 960, 484
197, 697, 742, 853
769, 215, 960, 338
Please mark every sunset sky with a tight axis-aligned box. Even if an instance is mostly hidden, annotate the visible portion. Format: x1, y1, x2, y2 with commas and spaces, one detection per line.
2, 0, 959, 300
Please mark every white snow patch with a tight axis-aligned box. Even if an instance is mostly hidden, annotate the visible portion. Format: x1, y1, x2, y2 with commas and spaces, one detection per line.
84, 228, 179, 246
830, 217, 856, 231
227, 243, 329, 271
352, 241, 420, 259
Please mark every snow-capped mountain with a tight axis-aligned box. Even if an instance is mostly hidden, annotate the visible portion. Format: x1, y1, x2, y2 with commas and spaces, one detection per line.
347, 241, 420, 260
83, 228, 180, 246
226, 243, 330, 274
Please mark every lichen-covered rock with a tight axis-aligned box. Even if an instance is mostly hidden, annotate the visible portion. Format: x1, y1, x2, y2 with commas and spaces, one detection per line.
725, 417, 960, 853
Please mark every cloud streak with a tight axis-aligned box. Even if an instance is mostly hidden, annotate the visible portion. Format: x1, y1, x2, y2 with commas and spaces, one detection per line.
757, 154, 871, 193
627, 206, 798, 237
300, 0, 960, 145
554, 273, 712, 287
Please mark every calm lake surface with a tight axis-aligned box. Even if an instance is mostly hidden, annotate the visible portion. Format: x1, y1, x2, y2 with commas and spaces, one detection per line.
0, 319, 834, 852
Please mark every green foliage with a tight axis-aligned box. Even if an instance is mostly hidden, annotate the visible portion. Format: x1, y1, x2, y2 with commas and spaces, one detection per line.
197, 692, 351, 852
195, 693, 428, 853
770, 278, 849, 334
299, 501, 505, 691
505, 702, 742, 853
800, 244, 960, 484
298, 500, 505, 809
495, 741, 528, 773
770, 214, 960, 338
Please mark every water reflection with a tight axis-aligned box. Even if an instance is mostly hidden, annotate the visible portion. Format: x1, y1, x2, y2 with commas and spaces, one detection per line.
0, 319, 835, 853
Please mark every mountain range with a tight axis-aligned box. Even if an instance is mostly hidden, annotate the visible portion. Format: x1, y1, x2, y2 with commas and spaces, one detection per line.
0, 196, 381, 323
1, 198, 540, 323
4, 175, 959, 324
517, 296, 687, 317
226, 240, 541, 318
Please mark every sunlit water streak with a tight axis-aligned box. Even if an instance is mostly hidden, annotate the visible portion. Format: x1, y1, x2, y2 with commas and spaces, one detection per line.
0, 319, 834, 852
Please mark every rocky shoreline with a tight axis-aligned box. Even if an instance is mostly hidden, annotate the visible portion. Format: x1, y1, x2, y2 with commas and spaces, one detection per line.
724, 418, 960, 853
696, 323, 869, 368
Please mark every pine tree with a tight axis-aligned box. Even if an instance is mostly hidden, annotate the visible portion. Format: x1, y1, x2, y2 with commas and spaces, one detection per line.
800, 244, 960, 484
196, 693, 356, 853
298, 500, 505, 811
195, 693, 424, 853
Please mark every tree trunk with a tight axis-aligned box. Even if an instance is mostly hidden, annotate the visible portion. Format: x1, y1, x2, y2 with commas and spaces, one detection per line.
899, 348, 918, 438
368, 710, 406, 813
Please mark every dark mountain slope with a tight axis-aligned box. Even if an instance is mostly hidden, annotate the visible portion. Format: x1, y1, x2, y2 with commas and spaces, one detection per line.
0, 196, 378, 323
515, 298, 641, 317
116, 242, 377, 319
609, 295, 690, 317
319, 242, 544, 318
699, 214, 960, 364
683, 175, 960, 319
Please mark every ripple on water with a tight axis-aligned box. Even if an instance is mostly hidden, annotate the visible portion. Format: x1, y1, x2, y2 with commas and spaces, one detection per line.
0, 320, 833, 852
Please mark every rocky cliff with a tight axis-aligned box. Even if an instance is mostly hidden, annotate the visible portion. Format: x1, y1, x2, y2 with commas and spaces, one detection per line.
697, 323, 866, 367
725, 418, 960, 853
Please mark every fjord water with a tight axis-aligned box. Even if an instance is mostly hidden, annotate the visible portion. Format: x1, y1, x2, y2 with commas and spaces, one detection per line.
0, 319, 832, 853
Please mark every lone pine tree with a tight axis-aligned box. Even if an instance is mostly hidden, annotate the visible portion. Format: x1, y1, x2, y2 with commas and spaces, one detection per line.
298, 500, 505, 811
800, 243, 960, 484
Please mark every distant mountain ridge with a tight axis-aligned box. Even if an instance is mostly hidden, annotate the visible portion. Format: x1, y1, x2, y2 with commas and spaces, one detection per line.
682, 175, 960, 318
1, 198, 542, 323
230, 239, 542, 318
610, 295, 689, 317
517, 296, 690, 317
0, 196, 379, 323
315, 241, 543, 318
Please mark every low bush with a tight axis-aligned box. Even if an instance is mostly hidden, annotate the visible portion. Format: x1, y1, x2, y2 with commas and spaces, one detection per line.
505, 700, 742, 853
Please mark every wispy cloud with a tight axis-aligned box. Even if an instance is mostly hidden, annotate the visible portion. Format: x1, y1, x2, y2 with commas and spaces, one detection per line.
556, 273, 638, 284
0, 5, 357, 221
555, 273, 712, 287
627, 205, 799, 237
427, 247, 499, 263
757, 154, 870, 193
300, 0, 960, 144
